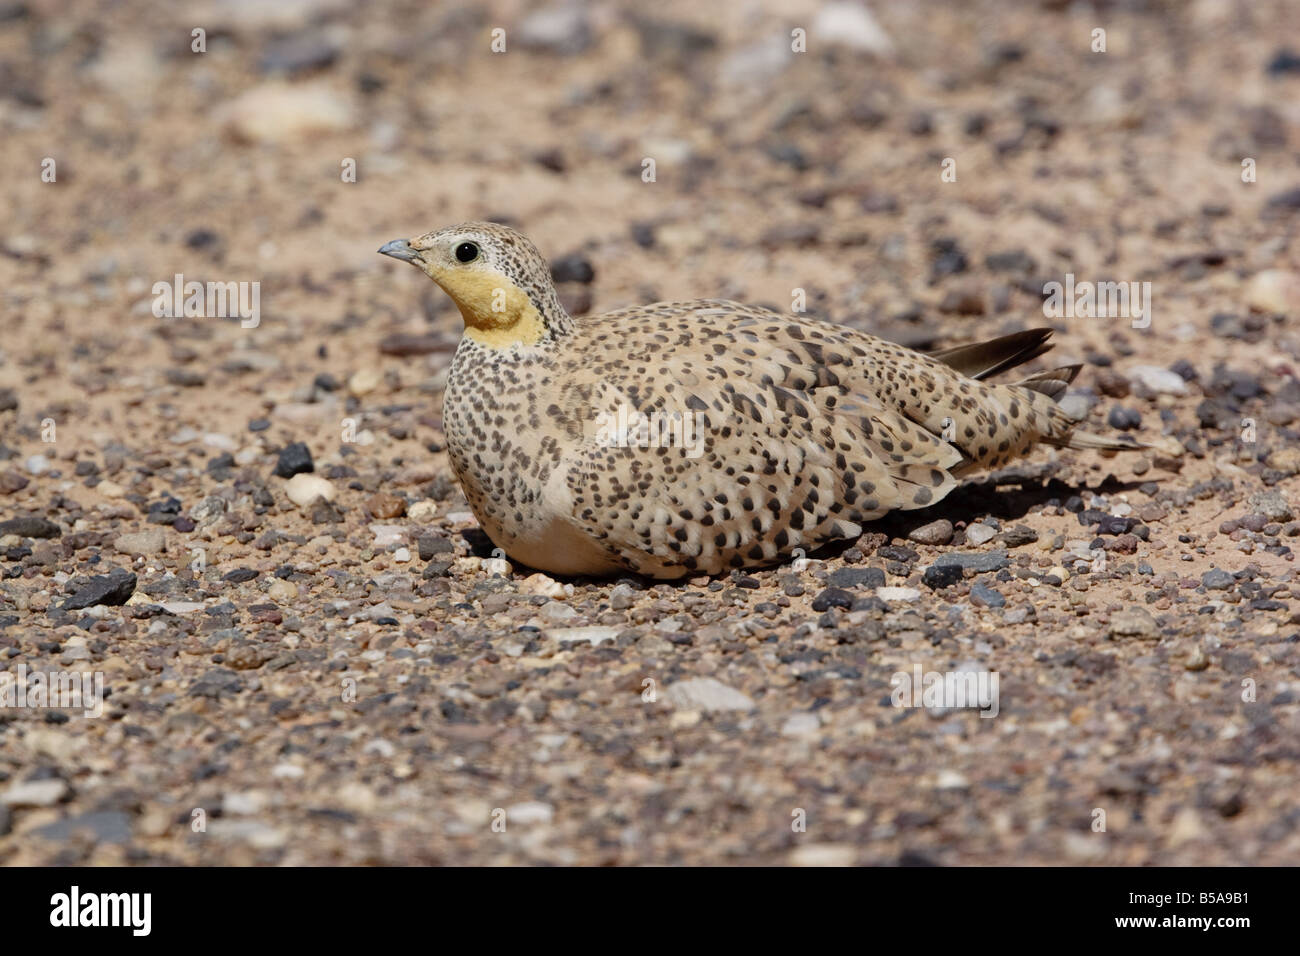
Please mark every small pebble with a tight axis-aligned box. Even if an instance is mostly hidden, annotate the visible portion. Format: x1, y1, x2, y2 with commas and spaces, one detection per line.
909, 519, 954, 546
1107, 406, 1143, 430
274, 442, 314, 478
285, 473, 335, 509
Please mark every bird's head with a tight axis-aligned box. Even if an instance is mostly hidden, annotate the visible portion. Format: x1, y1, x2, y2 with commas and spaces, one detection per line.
378, 222, 571, 348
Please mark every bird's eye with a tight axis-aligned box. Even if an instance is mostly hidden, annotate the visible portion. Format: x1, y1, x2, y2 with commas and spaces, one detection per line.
454, 241, 479, 263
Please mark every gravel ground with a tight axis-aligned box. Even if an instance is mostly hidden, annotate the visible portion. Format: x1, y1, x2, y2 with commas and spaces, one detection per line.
2, 0, 1300, 865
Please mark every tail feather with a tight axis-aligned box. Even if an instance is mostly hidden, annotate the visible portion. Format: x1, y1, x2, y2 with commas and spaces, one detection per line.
1016, 364, 1081, 402
922, 329, 1152, 466
928, 328, 1057, 381
1048, 429, 1149, 452
1036, 399, 1150, 451
1013, 369, 1150, 454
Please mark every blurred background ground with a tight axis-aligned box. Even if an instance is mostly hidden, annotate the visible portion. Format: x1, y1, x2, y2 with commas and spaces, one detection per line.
1, 0, 1299, 865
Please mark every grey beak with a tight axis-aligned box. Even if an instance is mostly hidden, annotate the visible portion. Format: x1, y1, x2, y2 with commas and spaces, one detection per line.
378, 238, 421, 263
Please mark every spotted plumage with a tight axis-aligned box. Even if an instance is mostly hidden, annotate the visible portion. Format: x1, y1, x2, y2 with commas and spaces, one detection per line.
379, 222, 1138, 579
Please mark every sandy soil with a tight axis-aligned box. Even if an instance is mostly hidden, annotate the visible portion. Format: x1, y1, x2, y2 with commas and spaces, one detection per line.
1, 0, 1299, 865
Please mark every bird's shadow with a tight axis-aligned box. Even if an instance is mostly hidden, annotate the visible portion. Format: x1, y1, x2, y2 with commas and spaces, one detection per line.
869, 465, 1150, 542
457, 465, 1151, 585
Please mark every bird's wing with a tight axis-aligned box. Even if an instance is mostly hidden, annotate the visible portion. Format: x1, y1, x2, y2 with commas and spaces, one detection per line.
554, 310, 962, 577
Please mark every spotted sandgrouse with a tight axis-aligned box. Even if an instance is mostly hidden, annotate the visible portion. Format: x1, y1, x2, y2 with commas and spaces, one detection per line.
380, 222, 1137, 579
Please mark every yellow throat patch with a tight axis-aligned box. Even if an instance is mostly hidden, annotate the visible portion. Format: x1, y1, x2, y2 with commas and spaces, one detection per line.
436, 269, 546, 349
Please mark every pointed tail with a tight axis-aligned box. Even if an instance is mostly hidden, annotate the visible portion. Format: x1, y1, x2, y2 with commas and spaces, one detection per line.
1018, 365, 1148, 452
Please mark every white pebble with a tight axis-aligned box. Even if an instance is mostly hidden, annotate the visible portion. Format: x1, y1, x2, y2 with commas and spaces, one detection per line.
348, 366, 382, 396
812, 1, 894, 55
222, 791, 267, 816
203, 432, 238, 451
408, 501, 437, 521
2, 779, 68, 807
663, 678, 755, 713
781, 712, 822, 738
370, 524, 406, 548
285, 473, 335, 508
1127, 365, 1188, 395
1245, 269, 1300, 315
523, 573, 565, 597
548, 626, 618, 645
935, 770, 969, 790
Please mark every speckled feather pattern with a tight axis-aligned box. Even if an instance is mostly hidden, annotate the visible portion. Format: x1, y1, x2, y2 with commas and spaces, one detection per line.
393, 223, 1117, 579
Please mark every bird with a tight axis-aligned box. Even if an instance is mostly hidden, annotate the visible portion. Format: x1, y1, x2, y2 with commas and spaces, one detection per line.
379, 222, 1140, 580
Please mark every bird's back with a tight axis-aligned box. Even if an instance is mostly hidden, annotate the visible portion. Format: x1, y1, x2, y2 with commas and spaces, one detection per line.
540, 300, 1094, 576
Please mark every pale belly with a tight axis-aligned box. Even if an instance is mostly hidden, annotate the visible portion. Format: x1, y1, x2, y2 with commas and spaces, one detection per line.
445, 426, 624, 577
476, 508, 625, 577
